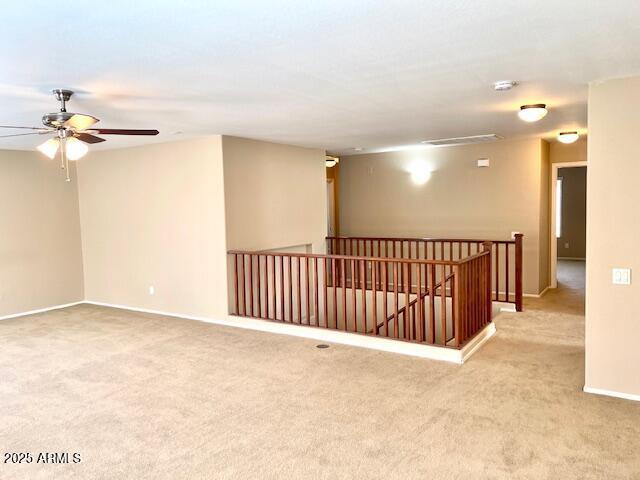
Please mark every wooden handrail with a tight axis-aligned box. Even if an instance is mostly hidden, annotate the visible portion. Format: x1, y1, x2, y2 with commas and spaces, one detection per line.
378, 272, 455, 330
227, 249, 463, 266
326, 234, 524, 312
326, 235, 516, 244
228, 248, 495, 349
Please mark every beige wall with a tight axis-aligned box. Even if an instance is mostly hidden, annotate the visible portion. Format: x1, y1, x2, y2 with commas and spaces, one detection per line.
77, 136, 229, 319
550, 137, 587, 164
338, 138, 549, 295
586, 76, 640, 397
557, 167, 586, 259
223, 136, 327, 253
0, 150, 84, 316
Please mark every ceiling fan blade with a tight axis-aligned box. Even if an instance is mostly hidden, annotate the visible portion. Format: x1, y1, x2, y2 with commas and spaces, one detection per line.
90, 128, 159, 136
74, 132, 106, 144
0, 125, 50, 130
64, 114, 99, 131
0, 131, 52, 138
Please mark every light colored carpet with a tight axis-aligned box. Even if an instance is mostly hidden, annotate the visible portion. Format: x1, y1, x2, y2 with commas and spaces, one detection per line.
1, 260, 639, 479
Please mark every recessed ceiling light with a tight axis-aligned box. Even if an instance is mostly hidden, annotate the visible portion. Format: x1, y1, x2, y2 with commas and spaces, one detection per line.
493, 80, 518, 91
557, 131, 579, 144
518, 104, 548, 122
353, 147, 363, 151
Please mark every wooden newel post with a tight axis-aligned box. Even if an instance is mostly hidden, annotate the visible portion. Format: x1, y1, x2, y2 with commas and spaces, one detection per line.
482, 241, 493, 323
453, 264, 461, 347
514, 234, 523, 312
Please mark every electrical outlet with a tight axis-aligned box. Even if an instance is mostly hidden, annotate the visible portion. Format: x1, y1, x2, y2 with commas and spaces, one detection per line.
612, 268, 631, 285
510, 231, 521, 239
148, 286, 155, 295
565, 242, 569, 249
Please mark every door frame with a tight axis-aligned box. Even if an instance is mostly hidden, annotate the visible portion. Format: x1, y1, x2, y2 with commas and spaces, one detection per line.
550, 161, 587, 288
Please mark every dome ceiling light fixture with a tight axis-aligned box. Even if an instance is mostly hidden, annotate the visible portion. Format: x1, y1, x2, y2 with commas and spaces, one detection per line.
326, 155, 339, 168
518, 104, 548, 122
557, 131, 580, 144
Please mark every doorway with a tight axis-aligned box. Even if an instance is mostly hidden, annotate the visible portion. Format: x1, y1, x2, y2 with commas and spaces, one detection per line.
550, 162, 587, 290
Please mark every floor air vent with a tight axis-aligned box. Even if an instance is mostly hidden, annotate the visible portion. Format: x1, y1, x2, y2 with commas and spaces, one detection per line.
421, 134, 502, 146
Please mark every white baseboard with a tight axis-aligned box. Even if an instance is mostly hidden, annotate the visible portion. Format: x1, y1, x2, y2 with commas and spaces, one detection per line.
583, 386, 640, 402
460, 322, 496, 362
523, 285, 550, 298
84, 300, 495, 364
0, 301, 84, 321
5, 300, 496, 364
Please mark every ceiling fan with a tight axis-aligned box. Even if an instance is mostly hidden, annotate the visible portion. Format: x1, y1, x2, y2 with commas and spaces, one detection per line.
0, 88, 159, 181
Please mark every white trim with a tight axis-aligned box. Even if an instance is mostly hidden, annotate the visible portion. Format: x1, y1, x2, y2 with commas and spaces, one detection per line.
0, 301, 84, 321
460, 322, 496, 362
523, 285, 550, 298
494, 301, 516, 312
550, 161, 587, 289
583, 386, 640, 402
84, 300, 495, 364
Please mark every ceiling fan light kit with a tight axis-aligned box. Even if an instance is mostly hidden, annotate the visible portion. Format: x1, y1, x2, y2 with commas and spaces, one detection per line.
0, 88, 159, 181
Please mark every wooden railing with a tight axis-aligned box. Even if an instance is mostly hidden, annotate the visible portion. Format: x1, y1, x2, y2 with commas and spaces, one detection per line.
326, 234, 523, 311
228, 244, 493, 349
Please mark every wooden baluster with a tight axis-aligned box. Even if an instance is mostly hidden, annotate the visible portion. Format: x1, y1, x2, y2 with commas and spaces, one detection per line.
505, 243, 510, 303
271, 255, 276, 320
332, 258, 338, 328
372, 260, 378, 335
297, 257, 302, 323
393, 262, 399, 339
288, 256, 293, 322
483, 242, 493, 324
450, 265, 456, 345
383, 262, 389, 337
341, 258, 347, 331
404, 262, 410, 339
417, 262, 423, 342
264, 255, 269, 318
279, 256, 284, 321
361, 259, 367, 333
249, 255, 254, 317
233, 254, 239, 315
377, 240, 382, 289
240, 255, 246, 316
429, 264, 436, 344
323, 258, 329, 328
515, 234, 523, 312
440, 263, 447, 345
305, 257, 310, 325
495, 243, 499, 301
351, 259, 357, 332
257, 255, 262, 318
314, 257, 319, 327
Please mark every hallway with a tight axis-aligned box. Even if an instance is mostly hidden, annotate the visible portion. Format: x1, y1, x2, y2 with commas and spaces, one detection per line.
526, 259, 585, 315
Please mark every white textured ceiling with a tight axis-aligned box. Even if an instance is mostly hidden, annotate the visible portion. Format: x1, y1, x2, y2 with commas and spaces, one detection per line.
1, 0, 639, 155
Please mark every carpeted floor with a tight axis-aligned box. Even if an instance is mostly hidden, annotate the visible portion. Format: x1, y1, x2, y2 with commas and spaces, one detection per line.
1, 261, 639, 479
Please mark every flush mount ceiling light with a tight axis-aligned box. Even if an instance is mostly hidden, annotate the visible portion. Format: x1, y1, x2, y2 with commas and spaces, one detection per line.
518, 104, 548, 122
557, 131, 579, 144
493, 80, 518, 91
326, 155, 339, 167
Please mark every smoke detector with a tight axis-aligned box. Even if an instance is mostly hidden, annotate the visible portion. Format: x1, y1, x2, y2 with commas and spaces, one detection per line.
493, 80, 518, 91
